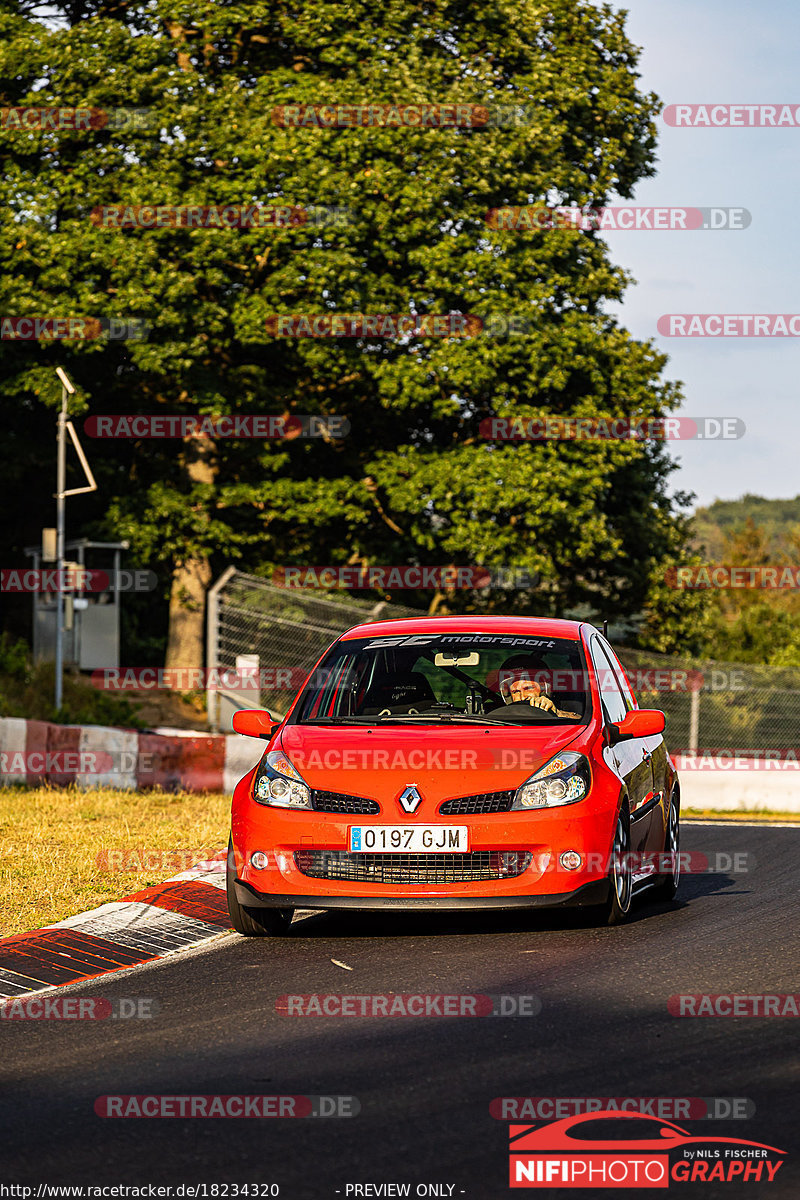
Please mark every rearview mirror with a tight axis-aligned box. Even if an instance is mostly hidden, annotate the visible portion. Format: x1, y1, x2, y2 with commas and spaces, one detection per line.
611, 709, 666, 741
435, 651, 480, 667
232, 709, 280, 739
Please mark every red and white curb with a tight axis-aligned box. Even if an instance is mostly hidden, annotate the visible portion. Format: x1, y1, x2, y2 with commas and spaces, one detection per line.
0, 716, 262, 792
0, 852, 231, 1000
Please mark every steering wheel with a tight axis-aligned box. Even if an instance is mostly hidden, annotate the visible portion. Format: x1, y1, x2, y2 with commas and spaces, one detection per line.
495, 701, 563, 721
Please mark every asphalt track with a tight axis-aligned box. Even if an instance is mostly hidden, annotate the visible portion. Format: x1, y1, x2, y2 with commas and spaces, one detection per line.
1, 823, 799, 1198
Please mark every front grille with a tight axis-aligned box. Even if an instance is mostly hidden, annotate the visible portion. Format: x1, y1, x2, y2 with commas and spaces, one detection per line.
293, 850, 532, 884
439, 790, 515, 815
311, 791, 380, 815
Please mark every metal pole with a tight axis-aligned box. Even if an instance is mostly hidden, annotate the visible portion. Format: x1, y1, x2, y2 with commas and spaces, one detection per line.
54, 385, 67, 711
688, 687, 700, 756
53, 366, 79, 710
206, 565, 237, 732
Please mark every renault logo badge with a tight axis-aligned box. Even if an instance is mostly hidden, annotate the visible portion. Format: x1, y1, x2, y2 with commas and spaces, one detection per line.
397, 785, 423, 814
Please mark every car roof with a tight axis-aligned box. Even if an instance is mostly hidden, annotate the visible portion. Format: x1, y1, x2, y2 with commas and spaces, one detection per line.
340, 615, 588, 640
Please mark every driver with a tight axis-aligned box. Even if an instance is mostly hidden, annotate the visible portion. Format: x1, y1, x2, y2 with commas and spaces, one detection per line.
496, 654, 579, 719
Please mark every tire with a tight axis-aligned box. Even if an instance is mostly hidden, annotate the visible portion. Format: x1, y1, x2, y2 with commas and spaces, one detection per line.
652, 795, 680, 901
597, 805, 633, 926
226, 838, 294, 937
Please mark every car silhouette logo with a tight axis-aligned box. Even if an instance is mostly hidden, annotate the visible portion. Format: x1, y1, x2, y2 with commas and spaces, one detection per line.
508, 1112, 786, 1188
397, 785, 423, 814
508, 1111, 786, 1154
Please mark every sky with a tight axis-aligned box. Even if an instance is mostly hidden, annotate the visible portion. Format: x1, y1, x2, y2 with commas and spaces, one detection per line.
597, 0, 800, 509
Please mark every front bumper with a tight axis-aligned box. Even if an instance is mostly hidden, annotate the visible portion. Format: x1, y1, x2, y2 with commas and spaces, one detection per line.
231, 766, 619, 909
232, 814, 616, 902
234, 877, 610, 911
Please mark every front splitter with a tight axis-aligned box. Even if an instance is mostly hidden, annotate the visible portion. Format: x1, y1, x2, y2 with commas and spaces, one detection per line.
234, 877, 610, 912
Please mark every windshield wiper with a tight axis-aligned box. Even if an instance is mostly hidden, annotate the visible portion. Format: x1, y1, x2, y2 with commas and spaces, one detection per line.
299, 716, 373, 725
301, 713, 511, 727
412, 713, 510, 726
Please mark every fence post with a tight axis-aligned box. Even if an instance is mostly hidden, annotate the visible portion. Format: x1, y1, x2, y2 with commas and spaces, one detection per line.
688, 688, 700, 756
206, 566, 237, 732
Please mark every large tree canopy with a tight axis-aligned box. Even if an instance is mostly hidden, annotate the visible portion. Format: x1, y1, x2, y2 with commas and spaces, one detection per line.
0, 0, 690, 666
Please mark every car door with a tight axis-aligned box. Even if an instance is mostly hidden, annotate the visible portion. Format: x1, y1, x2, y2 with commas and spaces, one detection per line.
599, 635, 669, 856
589, 637, 654, 858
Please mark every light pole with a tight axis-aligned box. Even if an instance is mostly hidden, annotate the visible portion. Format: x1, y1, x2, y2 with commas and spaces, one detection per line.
53, 367, 97, 711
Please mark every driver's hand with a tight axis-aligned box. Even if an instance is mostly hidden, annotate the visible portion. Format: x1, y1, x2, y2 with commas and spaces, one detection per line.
529, 694, 556, 712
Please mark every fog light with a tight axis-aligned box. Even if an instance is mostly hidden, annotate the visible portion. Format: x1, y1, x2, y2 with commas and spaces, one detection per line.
250, 850, 270, 870
559, 850, 583, 871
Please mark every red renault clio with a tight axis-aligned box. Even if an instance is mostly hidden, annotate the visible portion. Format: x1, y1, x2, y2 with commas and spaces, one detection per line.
227, 617, 679, 934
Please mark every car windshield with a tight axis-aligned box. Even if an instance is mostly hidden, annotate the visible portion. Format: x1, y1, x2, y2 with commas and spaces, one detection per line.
292, 632, 592, 726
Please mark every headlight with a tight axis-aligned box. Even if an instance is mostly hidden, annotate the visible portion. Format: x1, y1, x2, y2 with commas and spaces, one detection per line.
253, 751, 311, 809
512, 752, 591, 810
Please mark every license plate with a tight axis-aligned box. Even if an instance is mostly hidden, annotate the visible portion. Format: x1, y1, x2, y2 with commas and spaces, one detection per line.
349, 825, 469, 853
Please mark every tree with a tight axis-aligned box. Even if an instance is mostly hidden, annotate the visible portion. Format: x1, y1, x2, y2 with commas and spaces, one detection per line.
1, 0, 690, 669
709, 519, 800, 664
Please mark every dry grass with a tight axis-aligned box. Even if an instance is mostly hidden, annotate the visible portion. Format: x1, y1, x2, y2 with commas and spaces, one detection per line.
0, 786, 230, 938
683, 808, 800, 823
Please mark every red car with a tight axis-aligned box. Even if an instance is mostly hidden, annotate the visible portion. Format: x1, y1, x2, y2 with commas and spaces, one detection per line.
227, 616, 680, 935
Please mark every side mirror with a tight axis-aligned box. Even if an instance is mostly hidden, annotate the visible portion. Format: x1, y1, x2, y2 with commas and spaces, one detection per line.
232, 709, 280, 739
611, 708, 666, 741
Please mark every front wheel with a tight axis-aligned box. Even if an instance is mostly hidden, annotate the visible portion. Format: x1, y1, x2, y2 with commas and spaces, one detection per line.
226, 838, 294, 937
598, 807, 633, 926
652, 796, 680, 901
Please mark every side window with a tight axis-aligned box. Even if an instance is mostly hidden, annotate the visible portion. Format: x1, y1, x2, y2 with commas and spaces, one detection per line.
598, 637, 637, 712
590, 639, 627, 725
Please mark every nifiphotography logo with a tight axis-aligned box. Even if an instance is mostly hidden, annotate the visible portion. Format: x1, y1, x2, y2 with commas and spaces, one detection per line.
507, 1111, 786, 1188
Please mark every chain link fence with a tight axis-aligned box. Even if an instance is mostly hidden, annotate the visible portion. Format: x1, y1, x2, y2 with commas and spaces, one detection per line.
206, 570, 800, 752
617, 648, 800, 755
206, 569, 420, 730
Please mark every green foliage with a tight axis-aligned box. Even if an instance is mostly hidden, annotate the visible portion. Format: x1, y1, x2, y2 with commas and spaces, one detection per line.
1, 0, 692, 655
0, 638, 144, 725
652, 508, 800, 664
0, 634, 30, 681
637, 554, 717, 656
769, 628, 800, 667
691, 495, 800, 560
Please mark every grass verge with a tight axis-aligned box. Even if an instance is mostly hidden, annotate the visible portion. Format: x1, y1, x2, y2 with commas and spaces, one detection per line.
683, 807, 800, 823
3, 790, 794, 940
0, 785, 229, 938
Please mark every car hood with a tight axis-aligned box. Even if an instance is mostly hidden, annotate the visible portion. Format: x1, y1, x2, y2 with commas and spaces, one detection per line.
276, 722, 587, 809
